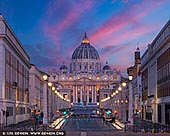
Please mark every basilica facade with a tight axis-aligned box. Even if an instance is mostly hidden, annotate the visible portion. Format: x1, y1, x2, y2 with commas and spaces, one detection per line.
49, 33, 121, 107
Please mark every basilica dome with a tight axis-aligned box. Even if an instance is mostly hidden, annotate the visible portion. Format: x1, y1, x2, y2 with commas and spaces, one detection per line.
72, 33, 100, 60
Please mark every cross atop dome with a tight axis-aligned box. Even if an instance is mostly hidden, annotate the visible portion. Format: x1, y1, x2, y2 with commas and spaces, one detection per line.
82, 32, 89, 43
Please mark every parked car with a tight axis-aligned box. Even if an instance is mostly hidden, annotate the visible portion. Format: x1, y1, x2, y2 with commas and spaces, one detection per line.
90, 113, 98, 118
103, 113, 114, 123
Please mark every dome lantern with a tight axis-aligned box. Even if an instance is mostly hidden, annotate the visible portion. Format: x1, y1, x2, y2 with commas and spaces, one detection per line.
81, 32, 89, 44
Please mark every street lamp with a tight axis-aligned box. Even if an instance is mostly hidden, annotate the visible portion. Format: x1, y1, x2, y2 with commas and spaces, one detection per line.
43, 75, 48, 81
118, 87, 122, 91
48, 82, 52, 87
122, 82, 126, 87
128, 75, 133, 81
52, 87, 55, 91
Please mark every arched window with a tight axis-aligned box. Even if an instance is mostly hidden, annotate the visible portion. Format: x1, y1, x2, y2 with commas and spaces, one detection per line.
74, 63, 76, 71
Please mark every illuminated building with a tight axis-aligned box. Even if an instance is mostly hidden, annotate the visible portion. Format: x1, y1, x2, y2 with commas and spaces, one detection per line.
49, 33, 121, 107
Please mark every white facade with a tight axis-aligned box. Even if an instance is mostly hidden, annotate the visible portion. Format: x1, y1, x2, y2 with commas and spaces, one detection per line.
29, 65, 44, 114
141, 19, 170, 124
0, 14, 30, 126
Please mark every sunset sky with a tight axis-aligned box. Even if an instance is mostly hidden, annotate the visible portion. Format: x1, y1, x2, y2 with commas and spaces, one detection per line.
0, 0, 170, 75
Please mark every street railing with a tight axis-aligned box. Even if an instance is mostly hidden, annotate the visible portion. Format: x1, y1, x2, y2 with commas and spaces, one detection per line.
123, 118, 170, 133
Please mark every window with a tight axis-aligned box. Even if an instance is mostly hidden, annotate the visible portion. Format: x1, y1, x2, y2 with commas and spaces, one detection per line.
78, 98, 80, 103
63, 94, 67, 99
89, 98, 92, 103
53, 75, 56, 79
103, 94, 108, 98
27, 107, 30, 114
113, 75, 117, 80
6, 107, 13, 116
97, 76, 100, 80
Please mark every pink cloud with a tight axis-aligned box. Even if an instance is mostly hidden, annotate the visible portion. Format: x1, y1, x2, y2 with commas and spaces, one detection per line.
43, 0, 95, 50
90, 0, 165, 48
99, 44, 128, 62
122, 0, 128, 3
88, 7, 152, 66
106, 24, 159, 46
99, 40, 149, 73
112, 64, 127, 72
97, 22, 158, 63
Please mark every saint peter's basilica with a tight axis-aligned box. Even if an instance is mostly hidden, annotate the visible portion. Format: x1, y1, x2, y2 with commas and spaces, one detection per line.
49, 33, 121, 107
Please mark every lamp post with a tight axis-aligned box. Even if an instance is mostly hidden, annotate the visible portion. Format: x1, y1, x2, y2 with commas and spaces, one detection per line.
42, 75, 48, 128
128, 75, 134, 126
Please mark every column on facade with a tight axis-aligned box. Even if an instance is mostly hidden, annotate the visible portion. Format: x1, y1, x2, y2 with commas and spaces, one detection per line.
142, 104, 146, 120
152, 101, 157, 123
94, 85, 96, 103
75, 85, 78, 103
80, 86, 82, 102
161, 103, 165, 124
92, 85, 94, 103
87, 86, 89, 104
73, 86, 76, 103
83, 78, 86, 104
43, 82, 48, 124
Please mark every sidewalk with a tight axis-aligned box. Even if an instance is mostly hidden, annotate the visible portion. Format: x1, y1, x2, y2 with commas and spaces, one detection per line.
111, 119, 170, 134
1, 119, 40, 131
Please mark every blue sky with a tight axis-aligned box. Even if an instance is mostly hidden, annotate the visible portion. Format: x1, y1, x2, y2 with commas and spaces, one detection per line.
0, 0, 170, 74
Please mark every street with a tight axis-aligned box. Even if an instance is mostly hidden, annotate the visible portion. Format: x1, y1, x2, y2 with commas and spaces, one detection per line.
58, 108, 170, 136
1, 108, 170, 136
1, 112, 170, 136
61, 117, 114, 131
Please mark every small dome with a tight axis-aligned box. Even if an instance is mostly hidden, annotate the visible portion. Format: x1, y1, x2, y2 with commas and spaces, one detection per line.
72, 33, 100, 60
59, 64, 68, 70
103, 61, 111, 70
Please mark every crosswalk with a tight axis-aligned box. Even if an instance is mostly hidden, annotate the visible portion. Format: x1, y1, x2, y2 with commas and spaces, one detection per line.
112, 123, 122, 130
64, 118, 125, 131
115, 120, 125, 128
